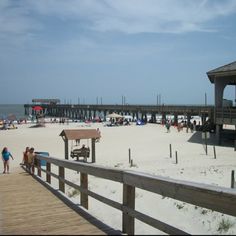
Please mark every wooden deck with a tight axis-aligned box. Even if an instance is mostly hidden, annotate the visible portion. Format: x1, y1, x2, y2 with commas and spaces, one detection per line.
0, 168, 120, 235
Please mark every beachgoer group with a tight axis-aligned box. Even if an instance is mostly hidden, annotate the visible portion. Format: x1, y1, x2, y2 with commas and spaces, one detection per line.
20, 146, 36, 174
2, 145, 36, 175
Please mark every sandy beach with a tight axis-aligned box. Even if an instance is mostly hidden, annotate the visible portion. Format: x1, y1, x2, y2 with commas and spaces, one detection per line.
0, 121, 236, 234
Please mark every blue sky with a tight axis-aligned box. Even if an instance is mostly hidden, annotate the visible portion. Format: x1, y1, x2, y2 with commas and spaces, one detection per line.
0, 0, 236, 105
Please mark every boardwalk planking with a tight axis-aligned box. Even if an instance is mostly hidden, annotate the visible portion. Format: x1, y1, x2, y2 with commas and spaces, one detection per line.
0, 168, 117, 235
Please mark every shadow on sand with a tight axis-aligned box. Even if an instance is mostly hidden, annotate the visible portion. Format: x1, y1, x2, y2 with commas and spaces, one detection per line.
29, 123, 45, 128
188, 130, 236, 148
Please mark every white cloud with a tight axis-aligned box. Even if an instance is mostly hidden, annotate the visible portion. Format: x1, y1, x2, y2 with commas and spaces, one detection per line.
0, 0, 236, 41
89, 0, 236, 33
25, 0, 236, 34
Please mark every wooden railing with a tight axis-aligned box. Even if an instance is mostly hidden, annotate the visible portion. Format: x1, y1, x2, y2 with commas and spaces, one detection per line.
32, 155, 236, 235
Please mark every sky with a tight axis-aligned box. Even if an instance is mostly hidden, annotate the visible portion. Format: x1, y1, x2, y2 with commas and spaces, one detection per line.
0, 0, 236, 105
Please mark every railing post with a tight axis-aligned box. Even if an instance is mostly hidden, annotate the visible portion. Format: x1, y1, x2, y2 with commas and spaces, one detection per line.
46, 162, 51, 184
59, 166, 65, 193
122, 184, 135, 235
92, 138, 96, 163
37, 158, 41, 177
80, 172, 88, 209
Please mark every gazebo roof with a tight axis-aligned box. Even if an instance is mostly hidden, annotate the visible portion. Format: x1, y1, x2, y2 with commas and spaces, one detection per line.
207, 61, 236, 84
59, 129, 100, 140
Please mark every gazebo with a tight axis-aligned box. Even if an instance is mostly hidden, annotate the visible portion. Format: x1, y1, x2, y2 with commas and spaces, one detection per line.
207, 61, 236, 144
59, 129, 101, 163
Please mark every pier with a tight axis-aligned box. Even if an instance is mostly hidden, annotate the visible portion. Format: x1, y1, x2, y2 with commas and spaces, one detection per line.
24, 103, 215, 125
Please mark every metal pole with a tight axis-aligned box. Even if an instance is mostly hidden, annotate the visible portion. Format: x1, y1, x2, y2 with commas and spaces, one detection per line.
205, 132, 208, 155
169, 144, 172, 158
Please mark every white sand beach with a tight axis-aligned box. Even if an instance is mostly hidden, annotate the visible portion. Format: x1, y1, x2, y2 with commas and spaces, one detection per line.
0, 121, 236, 234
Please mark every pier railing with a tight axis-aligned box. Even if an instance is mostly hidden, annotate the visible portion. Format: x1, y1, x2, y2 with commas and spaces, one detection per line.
215, 107, 236, 125
24, 103, 214, 117
33, 154, 236, 235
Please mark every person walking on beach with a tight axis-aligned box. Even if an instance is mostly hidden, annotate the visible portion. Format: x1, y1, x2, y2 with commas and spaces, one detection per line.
165, 120, 171, 133
27, 147, 35, 174
1, 147, 14, 174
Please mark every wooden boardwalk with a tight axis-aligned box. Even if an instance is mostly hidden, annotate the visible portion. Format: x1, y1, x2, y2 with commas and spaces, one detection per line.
0, 168, 120, 235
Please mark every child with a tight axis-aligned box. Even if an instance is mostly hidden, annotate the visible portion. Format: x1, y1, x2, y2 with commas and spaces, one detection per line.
21, 147, 29, 166
27, 147, 36, 174
2, 147, 14, 174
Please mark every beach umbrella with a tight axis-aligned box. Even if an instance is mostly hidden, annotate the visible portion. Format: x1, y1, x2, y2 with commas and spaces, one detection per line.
107, 112, 123, 119
32, 106, 43, 111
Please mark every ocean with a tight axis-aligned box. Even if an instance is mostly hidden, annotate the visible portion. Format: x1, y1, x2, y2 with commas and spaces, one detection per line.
0, 104, 26, 120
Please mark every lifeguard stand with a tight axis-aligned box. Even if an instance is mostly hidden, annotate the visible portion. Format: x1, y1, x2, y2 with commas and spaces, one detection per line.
59, 129, 101, 163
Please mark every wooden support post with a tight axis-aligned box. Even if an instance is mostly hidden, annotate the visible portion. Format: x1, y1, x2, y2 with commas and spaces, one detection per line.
175, 151, 178, 164
59, 166, 65, 193
231, 170, 235, 189
130, 159, 133, 167
46, 162, 51, 184
129, 148, 131, 163
92, 138, 96, 163
122, 184, 135, 235
169, 144, 172, 158
65, 139, 69, 160
213, 146, 216, 159
37, 158, 41, 177
80, 172, 88, 209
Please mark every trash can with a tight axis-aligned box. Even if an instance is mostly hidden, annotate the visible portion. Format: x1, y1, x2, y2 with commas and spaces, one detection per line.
35, 151, 49, 167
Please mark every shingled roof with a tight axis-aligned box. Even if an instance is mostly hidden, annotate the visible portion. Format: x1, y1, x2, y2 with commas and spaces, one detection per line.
59, 129, 101, 140
207, 61, 236, 84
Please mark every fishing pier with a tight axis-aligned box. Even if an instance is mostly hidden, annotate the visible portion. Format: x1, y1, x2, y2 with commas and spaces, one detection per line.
24, 103, 214, 125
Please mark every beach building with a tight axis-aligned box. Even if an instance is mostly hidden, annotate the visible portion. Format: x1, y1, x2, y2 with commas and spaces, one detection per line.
207, 61, 236, 144
32, 98, 60, 105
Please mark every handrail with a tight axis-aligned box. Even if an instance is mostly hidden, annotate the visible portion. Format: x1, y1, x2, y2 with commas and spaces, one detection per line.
33, 154, 236, 235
